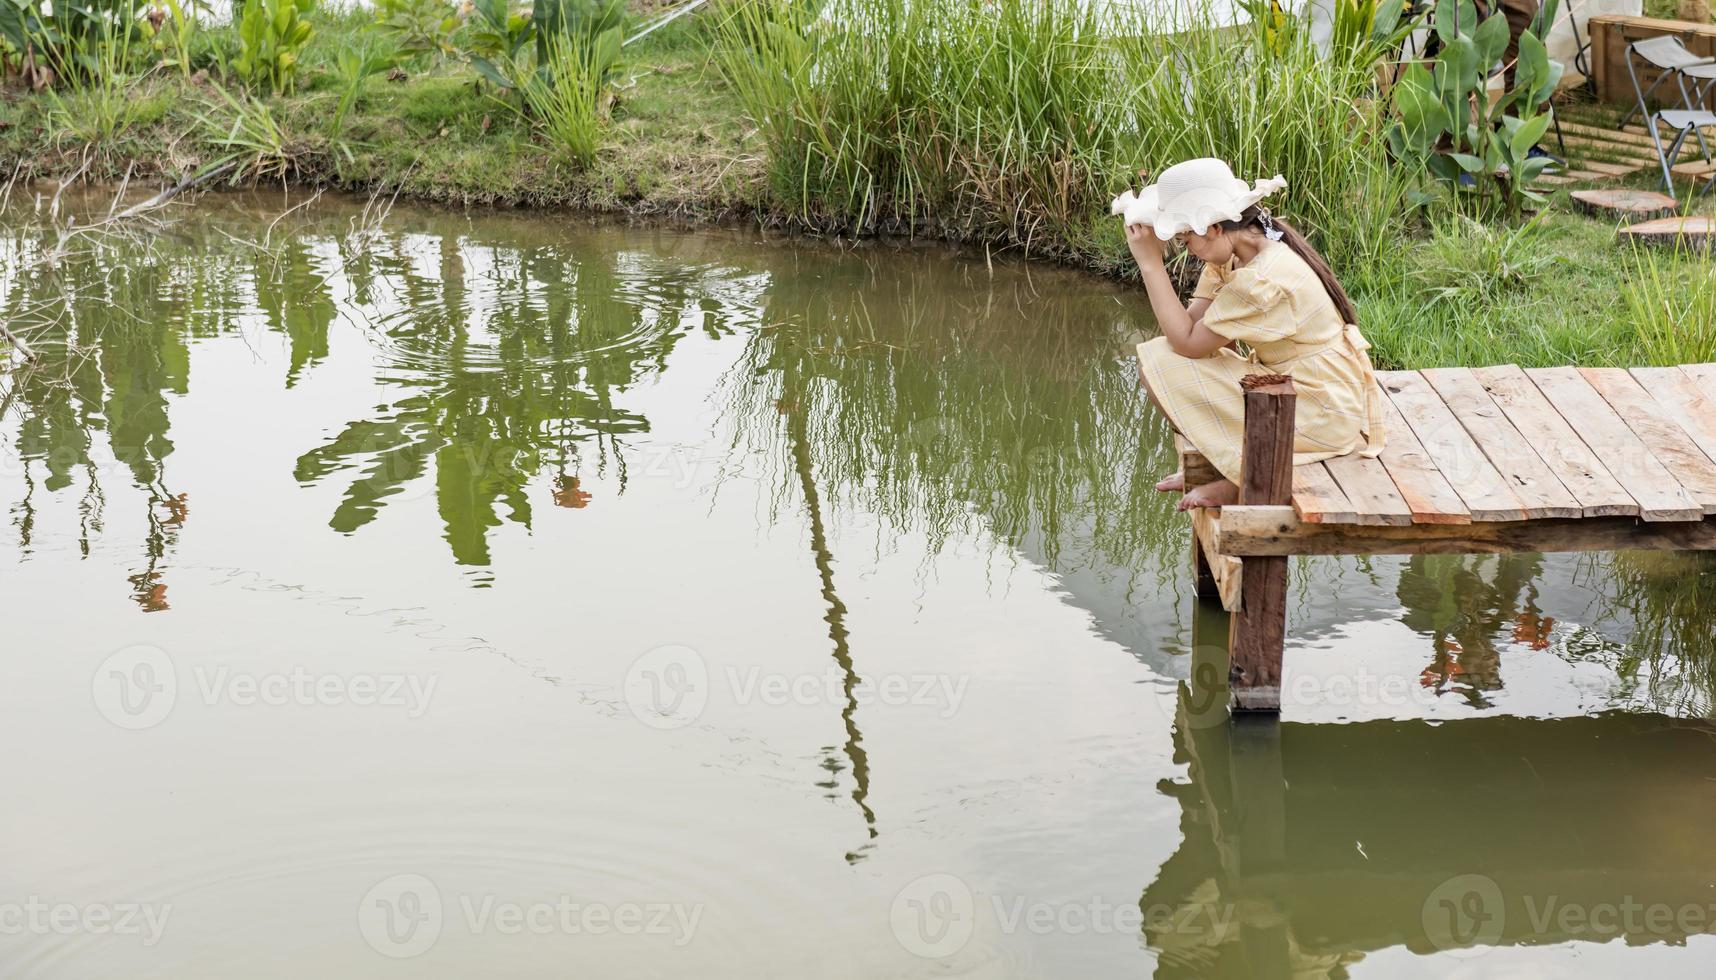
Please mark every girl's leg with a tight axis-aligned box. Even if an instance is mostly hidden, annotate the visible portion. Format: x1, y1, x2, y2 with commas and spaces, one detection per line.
1138, 360, 1186, 492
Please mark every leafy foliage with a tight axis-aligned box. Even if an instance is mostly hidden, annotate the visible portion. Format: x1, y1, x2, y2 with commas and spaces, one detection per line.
461, 0, 535, 89
1387, 0, 1565, 212
232, 0, 316, 93
369, 0, 458, 62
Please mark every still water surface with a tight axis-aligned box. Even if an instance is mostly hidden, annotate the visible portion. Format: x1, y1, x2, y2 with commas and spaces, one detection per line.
4, 193, 1716, 978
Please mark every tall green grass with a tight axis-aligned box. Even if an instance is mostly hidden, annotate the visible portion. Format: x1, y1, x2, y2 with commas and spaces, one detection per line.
1621, 242, 1716, 365
710, 0, 1411, 273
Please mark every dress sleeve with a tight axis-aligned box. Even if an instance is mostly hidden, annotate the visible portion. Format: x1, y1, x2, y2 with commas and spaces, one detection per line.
1200, 267, 1294, 345
1190, 262, 1226, 302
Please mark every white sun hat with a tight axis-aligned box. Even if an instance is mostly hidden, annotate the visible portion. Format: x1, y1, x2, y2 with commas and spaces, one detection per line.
1110, 158, 1287, 241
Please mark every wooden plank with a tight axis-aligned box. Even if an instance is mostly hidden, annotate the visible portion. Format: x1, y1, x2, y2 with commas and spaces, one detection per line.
1372, 389, 1470, 524
1633, 366, 1716, 469
1582, 367, 1716, 514
1422, 368, 1583, 519
1574, 159, 1648, 177
1376, 370, 1527, 521
1527, 367, 1703, 521
1570, 188, 1679, 220
1192, 508, 1242, 612
1472, 365, 1638, 517
1175, 434, 1223, 489
1322, 453, 1413, 526
1681, 362, 1716, 391
1560, 119, 1692, 152
1555, 134, 1661, 166
1292, 462, 1357, 525
1230, 377, 1295, 713
1218, 504, 1716, 557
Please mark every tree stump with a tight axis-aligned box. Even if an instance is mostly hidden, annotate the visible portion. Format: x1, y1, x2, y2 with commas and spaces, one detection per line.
1617, 216, 1716, 250
1571, 188, 1678, 221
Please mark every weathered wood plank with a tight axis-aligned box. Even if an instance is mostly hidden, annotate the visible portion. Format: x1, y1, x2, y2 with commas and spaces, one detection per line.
1422, 368, 1583, 519
1682, 362, 1716, 391
1372, 389, 1470, 525
1633, 366, 1716, 470
1526, 367, 1703, 522
1217, 504, 1716, 557
1472, 364, 1638, 518
1581, 367, 1716, 514
1230, 377, 1295, 713
1292, 462, 1357, 525
1175, 434, 1223, 489
1191, 508, 1242, 612
1321, 452, 1413, 527
1376, 370, 1527, 522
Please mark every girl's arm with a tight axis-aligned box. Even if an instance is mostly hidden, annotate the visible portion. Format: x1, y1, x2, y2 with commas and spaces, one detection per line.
1127, 223, 1229, 359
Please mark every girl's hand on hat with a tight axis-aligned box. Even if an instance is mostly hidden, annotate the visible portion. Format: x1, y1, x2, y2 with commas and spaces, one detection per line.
1125, 221, 1163, 265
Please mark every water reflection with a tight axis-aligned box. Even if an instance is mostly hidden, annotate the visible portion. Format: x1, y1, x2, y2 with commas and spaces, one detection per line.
7, 192, 1716, 976
1146, 626, 1716, 977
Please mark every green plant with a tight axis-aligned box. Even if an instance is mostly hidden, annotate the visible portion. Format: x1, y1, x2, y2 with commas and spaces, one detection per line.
196, 81, 297, 179
1387, 0, 1565, 213
530, 0, 622, 64
460, 0, 534, 88
330, 37, 399, 140
0, 0, 145, 86
233, 0, 316, 93
1622, 242, 1716, 364
148, 0, 197, 77
369, 0, 457, 62
512, 26, 617, 165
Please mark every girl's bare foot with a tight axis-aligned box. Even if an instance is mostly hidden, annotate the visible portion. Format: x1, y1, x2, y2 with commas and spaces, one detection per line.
1155, 472, 1185, 492
1176, 479, 1239, 512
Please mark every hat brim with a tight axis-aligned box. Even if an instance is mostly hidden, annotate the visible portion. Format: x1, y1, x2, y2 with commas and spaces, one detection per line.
1111, 174, 1287, 240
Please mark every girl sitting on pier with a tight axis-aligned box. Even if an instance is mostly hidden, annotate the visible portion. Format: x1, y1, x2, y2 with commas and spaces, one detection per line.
1123, 158, 1385, 510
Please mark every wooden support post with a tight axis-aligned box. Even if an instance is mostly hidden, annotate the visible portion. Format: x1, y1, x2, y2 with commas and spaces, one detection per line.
1179, 439, 1224, 601
1228, 375, 1295, 713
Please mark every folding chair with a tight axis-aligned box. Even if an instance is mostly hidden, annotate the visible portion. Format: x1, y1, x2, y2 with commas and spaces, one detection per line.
1649, 109, 1716, 198
1618, 35, 1716, 131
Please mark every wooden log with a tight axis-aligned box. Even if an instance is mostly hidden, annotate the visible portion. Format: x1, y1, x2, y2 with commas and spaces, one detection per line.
1228, 375, 1294, 714
1618, 216, 1716, 250
1570, 188, 1679, 221
1217, 504, 1716, 556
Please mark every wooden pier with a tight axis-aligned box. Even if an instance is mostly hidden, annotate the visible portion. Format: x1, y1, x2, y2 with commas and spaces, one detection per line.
1149, 355, 1716, 713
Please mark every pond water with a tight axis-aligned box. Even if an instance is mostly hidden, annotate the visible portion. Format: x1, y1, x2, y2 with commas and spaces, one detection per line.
4, 192, 1716, 979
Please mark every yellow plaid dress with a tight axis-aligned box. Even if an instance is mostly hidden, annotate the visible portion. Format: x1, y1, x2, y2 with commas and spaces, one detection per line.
1138, 239, 1385, 484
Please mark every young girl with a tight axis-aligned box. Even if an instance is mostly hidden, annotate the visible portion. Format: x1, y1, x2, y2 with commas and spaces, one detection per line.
1121, 158, 1384, 511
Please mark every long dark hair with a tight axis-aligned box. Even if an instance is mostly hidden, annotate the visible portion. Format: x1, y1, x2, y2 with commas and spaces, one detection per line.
1218, 206, 1359, 326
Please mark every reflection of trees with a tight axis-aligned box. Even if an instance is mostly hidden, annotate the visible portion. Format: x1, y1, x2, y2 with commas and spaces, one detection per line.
291, 230, 726, 567
1396, 553, 1548, 708
717, 246, 1177, 583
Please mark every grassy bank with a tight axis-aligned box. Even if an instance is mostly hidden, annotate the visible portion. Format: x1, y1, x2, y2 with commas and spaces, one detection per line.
0, 0, 1711, 370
